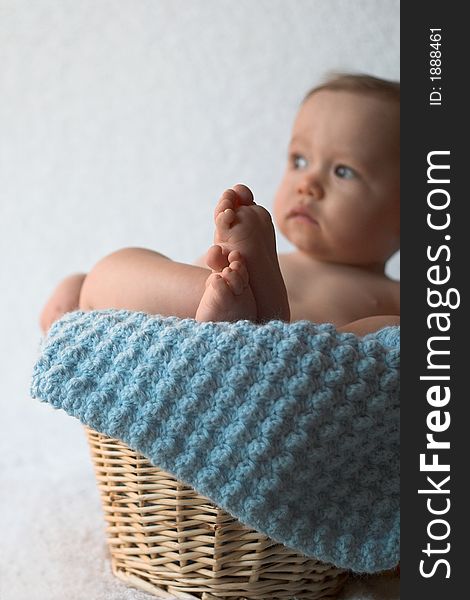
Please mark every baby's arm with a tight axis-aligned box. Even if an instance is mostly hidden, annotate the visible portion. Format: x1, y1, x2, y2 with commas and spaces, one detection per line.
40, 273, 87, 333
79, 247, 210, 318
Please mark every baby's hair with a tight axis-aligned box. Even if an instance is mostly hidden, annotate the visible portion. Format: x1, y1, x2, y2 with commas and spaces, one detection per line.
303, 72, 400, 105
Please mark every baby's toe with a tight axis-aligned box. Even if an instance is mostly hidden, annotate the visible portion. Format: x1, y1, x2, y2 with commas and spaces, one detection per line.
221, 266, 245, 296
216, 207, 236, 230
228, 260, 249, 287
205, 245, 229, 272
214, 189, 237, 220
227, 250, 242, 264
232, 184, 254, 207
208, 272, 232, 299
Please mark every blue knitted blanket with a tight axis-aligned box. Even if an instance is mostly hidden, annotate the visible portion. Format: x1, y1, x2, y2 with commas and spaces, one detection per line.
31, 310, 399, 573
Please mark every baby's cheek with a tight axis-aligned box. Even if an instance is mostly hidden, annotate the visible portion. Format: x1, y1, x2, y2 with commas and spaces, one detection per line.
328, 221, 365, 254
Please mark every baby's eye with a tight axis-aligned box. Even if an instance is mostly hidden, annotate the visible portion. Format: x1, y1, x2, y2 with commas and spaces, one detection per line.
291, 154, 308, 170
334, 165, 356, 179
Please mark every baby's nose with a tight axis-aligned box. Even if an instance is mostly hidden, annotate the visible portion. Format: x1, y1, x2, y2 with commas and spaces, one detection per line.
297, 173, 324, 199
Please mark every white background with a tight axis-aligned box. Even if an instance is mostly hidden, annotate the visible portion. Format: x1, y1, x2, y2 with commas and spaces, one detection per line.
0, 1, 400, 598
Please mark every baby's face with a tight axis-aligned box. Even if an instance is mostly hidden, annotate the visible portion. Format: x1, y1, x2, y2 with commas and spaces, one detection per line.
273, 90, 400, 268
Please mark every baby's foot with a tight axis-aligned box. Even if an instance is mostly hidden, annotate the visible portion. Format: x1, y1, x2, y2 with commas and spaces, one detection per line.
212, 185, 290, 322
195, 257, 257, 323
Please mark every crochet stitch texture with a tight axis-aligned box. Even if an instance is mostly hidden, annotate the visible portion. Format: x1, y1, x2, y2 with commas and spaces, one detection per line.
31, 310, 399, 573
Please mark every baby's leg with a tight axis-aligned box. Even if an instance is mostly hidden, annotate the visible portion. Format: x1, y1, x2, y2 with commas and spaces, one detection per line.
79, 247, 210, 318
211, 186, 290, 322
196, 253, 256, 322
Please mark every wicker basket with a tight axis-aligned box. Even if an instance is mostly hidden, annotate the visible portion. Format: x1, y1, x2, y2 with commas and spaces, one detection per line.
85, 428, 349, 599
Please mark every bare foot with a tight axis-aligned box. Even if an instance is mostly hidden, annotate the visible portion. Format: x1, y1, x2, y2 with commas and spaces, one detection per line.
195, 257, 257, 322
210, 185, 290, 321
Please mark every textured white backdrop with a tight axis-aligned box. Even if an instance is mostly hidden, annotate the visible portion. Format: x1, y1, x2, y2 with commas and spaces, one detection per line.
0, 1, 400, 598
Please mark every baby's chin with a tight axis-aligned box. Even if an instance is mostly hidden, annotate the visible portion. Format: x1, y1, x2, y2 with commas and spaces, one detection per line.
277, 225, 322, 257
283, 228, 397, 268
286, 242, 375, 267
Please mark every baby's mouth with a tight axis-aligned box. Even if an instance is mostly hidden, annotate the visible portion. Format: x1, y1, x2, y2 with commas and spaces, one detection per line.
287, 208, 318, 225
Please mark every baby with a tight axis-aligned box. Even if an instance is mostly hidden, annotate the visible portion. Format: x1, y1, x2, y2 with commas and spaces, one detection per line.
40, 73, 400, 336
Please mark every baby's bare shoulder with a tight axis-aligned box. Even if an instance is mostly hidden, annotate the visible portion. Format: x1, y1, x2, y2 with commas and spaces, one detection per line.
319, 271, 400, 324
352, 271, 400, 316
278, 253, 400, 320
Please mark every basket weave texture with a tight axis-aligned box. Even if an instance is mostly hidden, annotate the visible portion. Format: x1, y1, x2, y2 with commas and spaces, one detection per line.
86, 428, 349, 599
